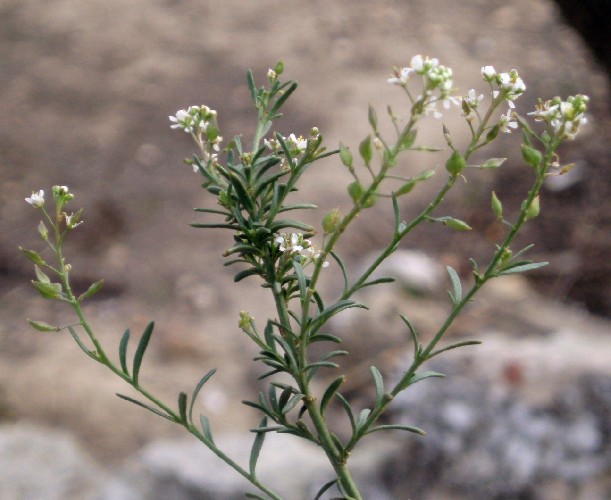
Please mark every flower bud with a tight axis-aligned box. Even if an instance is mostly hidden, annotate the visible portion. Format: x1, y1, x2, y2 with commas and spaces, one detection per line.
443, 217, 472, 231
322, 208, 342, 233
274, 61, 284, 75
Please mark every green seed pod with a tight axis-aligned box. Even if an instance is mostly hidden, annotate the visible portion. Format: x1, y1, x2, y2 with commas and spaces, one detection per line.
491, 191, 503, 220
521, 144, 542, 168
359, 135, 373, 167
274, 61, 284, 75
348, 181, 364, 203
322, 208, 342, 233
443, 218, 472, 231
445, 150, 466, 176
524, 195, 540, 220
339, 143, 353, 169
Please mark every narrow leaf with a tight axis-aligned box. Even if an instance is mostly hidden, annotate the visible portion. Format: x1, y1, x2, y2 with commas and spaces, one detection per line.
356, 408, 371, 432
428, 340, 481, 359
281, 393, 303, 414
68, 326, 97, 359
116, 393, 174, 421
189, 369, 217, 423
320, 376, 346, 416
314, 479, 338, 500
292, 259, 308, 305
178, 392, 188, 424
132, 321, 155, 387
336, 393, 356, 433
499, 261, 548, 275
34, 265, 51, 283
249, 416, 267, 477
400, 314, 420, 359
370, 366, 384, 408
200, 414, 214, 443
446, 266, 462, 304
118, 329, 130, 375
329, 250, 349, 293
409, 371, 445, 386
365, 424, 426, 436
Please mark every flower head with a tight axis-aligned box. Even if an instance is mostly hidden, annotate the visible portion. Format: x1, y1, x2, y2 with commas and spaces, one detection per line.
25, 190, 45, 208
274, 232, 329, 268
481, 66, 497, 82
528, 94, 589, 140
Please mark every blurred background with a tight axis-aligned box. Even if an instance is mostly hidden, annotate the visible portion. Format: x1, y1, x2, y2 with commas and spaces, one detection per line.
1, 0, 609, 498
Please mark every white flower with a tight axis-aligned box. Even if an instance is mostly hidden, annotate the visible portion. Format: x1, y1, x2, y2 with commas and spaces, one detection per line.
464, 89, 484, 107
169, 109, 193, 132
25, 190, 45, 208
499, 109, 518, 133
481, 66, 496, 81
387, 66, 413, 86
287, 133, 307, 152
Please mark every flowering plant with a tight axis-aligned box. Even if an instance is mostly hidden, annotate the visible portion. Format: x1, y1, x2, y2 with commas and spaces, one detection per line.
21, 57, 588, 499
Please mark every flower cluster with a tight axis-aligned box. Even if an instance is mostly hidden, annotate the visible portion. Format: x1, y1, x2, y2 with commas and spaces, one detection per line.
460, 88, 484, 120
528, 94, 589, 141
274, 232, 329, 267
481, 66, 526, 108
388, 55, 457, 118
264, 130, 318, 168
169, 105, 222, 167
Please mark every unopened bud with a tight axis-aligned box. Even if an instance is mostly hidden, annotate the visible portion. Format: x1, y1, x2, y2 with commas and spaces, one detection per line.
524, 195, 540, 220
491, 191, 503, 220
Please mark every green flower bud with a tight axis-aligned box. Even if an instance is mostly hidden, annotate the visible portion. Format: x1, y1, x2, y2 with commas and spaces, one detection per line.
322, 208, 342, 233
445, 150, 466, 176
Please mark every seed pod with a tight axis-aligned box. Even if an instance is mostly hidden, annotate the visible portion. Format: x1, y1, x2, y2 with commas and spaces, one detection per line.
445, 150, 466, 176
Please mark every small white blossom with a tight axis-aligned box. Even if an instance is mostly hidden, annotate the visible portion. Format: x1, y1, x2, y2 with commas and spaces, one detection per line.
499, 109, 518, 133
481, 66, 497, 81
287, 133, 308, 152
387, 66, 413, 86
25, 190, 45, 208
528, 94, 589, 140
274, 232, 329, 268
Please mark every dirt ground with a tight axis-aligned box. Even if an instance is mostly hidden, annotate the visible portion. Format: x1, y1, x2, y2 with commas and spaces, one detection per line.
1, 0, 609, 463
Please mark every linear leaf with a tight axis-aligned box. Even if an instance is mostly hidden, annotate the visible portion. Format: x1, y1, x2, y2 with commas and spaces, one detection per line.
358, 276, 396, 290
119, 328, 130, 375
67, 326, 97, 360
281, 393, 303, 415
320, 376, 346, 416
200, 414, 214, 443
365, 424, 426, 436
370, 366, 384, 408
178, 392, 188, 424
249, 416, 267, 478
499, 261, 548, 275
116, 393, 174, 421
446, 266, 462, 304
356, 408, 371, 432
329, 250, 349, 293
399, 314, 420, 359
314, 479, 338, 500
189, 369, 217, 423
428, 340, 481, 359
292, 259, 308, 305
132, 321, 154, 387
336, 393, 356, 433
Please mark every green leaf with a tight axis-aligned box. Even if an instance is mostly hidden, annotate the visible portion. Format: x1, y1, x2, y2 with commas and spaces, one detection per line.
320, 376, 346, 416
398, 129, 417, 150
246, 69, 257, 105
359, 135, 372, 166
356, 408, 371, 432
249, 416, 267, 478
269, 81, 298, 117
281, 393, 303, 414
314, 479, 339, 500
370, 366, 384, 408
132, 321, 155, 387
408, 371, 445, 387
336, 393, 356, 433
189, 369, 217, 423
499, 261, 548, 275
428, 340, 481, 359
309, 333, 342, 344
27, 319, 60, 332
178, 392, 188, 424
78, 279, 104, 301
400, 314, 420, 359
480, 158, 506, 168
329, 251, 349, 293
68, 326, 97, 360
311, 300, 367, 332
119, 329, 130, 375
357, 276, 396, 290
446, 266, 462, 304
116, 393, 174, 421
234, 268, 261, 283
365, 424, 426, 436
245, 493, 267, 500
292, 259, 308, 306
19, 247, 47, 266
200, 414, 214, 443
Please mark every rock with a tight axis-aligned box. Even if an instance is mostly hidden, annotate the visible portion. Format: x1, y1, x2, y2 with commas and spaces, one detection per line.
0, 422, 106, 500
